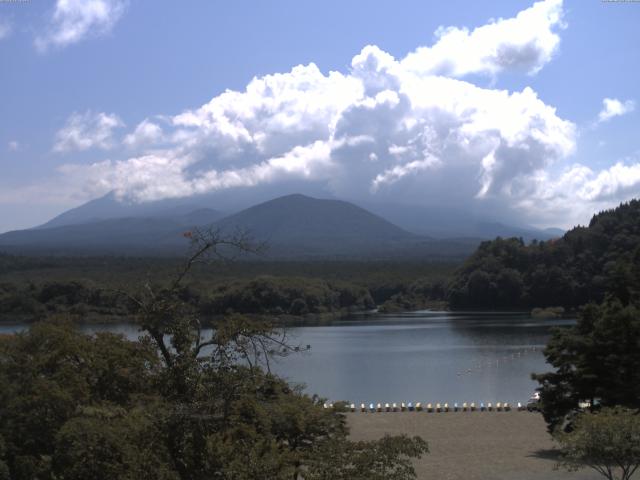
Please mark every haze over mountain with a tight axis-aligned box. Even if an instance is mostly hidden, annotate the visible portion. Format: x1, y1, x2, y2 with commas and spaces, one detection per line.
363, 203, 562, 241
30, 192, 561, 239
0, 193, 563, 259
214, 194, 424, 258
38, 192, 224, 230
0, 193, 506, 259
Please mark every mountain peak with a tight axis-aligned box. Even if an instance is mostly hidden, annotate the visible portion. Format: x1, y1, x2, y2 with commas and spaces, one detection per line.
272, 193, 315, 201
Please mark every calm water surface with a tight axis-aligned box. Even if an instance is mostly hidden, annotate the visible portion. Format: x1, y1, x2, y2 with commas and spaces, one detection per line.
1, 310, 571, 405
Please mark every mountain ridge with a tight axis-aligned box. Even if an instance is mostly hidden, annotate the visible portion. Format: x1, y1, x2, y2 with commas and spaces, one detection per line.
0, 193, 562, 260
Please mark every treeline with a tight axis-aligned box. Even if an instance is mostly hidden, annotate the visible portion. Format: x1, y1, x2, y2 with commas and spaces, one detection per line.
0, 281, 130, 321
204, 276, 374, 316
0, 257, 456, 322
0, 278, 373, 322
377, 277, 447, 313
448, 200, 640, 309
0, 276, 446, 323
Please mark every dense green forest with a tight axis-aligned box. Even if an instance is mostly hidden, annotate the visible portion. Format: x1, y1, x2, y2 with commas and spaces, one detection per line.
448, 200, 640, 309
0, 255, 454, 322
512, 201, 640, 440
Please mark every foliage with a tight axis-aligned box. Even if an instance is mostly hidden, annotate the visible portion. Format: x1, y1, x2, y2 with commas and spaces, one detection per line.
0, 229, 428, 479
0, 280, 131, 321
306, 434, 428, 480
448, 200, 640, 309
554, 407, 640, 480
0, 320, 163, 479
378, 277, 447, 313
205, 275, 375, 316
533, 299, 640, 431
0, 260, 457, 321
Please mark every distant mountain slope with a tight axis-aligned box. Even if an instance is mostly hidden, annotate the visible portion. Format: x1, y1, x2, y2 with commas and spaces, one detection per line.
0, 194, 478, 259
448, 199, 640, 309
212, 194, 461, 258
0, 218, 189, 255
217, 194, 415, 243
39, 192, 222, 229
0, 208, 223, 255
364, 203, 563, 241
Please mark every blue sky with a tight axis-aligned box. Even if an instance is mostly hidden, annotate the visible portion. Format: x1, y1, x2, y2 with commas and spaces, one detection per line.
0, 0, 639, 232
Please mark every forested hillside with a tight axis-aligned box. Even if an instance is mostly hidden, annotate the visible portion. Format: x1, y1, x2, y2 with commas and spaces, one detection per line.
0, 256, 455, 322
448, 200, 640, 309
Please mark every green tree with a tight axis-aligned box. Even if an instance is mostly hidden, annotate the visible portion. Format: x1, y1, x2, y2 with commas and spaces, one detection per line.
53, 406, 177, 480
555, 408, 640, 480
124, 228, 428, 479
0, 434, 9, 480
307, 434, 429, 480
533, 299, 640, 431
0, 228, 429, 480
448, 199, 640, 309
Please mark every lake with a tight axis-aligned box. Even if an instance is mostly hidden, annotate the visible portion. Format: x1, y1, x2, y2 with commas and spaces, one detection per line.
0, 310, 571, 405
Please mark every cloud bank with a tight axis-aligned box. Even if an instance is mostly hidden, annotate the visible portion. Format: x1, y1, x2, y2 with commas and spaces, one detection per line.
36, 0, 128, 51
48, 0, 640, 228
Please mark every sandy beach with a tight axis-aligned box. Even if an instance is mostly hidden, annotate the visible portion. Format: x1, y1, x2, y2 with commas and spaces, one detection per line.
347, 410, 601, 480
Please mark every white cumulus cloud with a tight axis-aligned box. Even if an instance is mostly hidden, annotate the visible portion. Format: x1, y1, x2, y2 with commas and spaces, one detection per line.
54, 111, 124, 152
66, 44, 575, 206
54, 1, 575, 210
35, 0, 128, 51
597, 97, 635, 123
124, 119, 165, 148
519, 160, 640, 227
43, 0, 640, 227
402, 0, 564, 77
